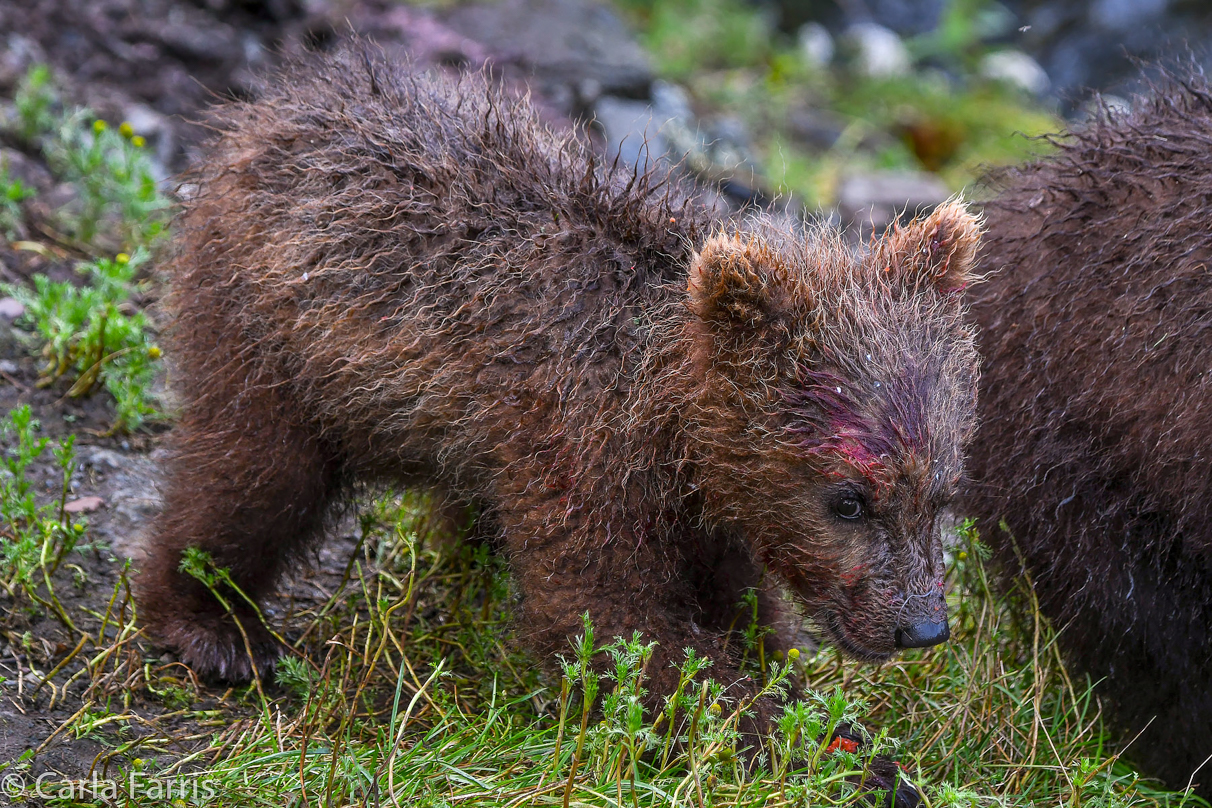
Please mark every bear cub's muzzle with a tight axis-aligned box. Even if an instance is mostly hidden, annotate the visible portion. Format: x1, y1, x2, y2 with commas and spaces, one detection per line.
894, 587, 950, 649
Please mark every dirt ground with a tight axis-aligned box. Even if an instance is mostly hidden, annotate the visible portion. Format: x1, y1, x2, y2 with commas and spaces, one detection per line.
0, 351, 382, 799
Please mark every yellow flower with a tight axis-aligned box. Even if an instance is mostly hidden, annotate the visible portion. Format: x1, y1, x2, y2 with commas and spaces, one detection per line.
119, 121, 134, 138
148, 346, 162, 359
93, 119, 107, 134
787, 648, 801, 660
116, 252, 130, 264
131, 135, 146, 148
958, 551, 968, 561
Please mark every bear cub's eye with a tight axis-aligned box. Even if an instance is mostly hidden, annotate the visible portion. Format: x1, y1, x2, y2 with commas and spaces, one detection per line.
833, 495, 865, 520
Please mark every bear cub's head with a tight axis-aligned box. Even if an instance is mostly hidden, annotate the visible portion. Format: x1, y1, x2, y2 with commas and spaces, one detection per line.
684, 201, 981, 661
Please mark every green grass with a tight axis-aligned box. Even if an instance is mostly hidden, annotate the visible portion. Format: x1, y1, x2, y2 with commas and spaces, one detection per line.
0, 472, 1204, 807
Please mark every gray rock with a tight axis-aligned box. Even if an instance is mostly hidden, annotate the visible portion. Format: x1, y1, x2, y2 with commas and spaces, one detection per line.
797, 22, 834, 68
444, 0, 652, 110
1075, 93, 1130, 123
593, 86, 765, 206
709, 116, 751, 151
838, 170, 951, 236
154, 15, 242, 64
980, 49, 1050, 95
593, 82, 693, 171
593, 96, 667, 170
786, 108, 847, 151
842, 23, 911, 79
78, 447, 163, 560
0, 298, 25, 320
0, 320, 23, 360
651, 80, 693, 123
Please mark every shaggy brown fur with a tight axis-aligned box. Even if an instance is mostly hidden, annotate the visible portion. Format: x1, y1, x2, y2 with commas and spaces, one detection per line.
139, 44, 980, 793
965, 71, 1212, 796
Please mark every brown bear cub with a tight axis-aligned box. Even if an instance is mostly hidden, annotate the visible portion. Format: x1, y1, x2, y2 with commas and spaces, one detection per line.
140, 42, 979, 772
965, 71, 1212, 796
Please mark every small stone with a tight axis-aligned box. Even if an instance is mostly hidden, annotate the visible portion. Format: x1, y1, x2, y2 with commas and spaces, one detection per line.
121, 104, 174, 184
650, 80, 692, 123
64, 496, 106, 514
576, 78, 602, 106
797, 22, 834, 68
980, 50, 1050, 96
709, 115, 751, 151
843, 23, 911, 79
0, 359, 18, 374
787, 108, 846, 150
593, 96, 667, 170
838, 170, 951, 236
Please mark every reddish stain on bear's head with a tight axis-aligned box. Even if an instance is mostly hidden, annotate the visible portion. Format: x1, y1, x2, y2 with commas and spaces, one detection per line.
680, 202, 981, 660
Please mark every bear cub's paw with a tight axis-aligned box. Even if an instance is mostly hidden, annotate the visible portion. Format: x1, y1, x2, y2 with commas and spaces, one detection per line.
156, 610, 284, 682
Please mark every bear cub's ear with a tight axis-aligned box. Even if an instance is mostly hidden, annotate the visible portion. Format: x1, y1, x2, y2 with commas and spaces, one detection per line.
687, 232, 797, 329
878, 199, 981, 295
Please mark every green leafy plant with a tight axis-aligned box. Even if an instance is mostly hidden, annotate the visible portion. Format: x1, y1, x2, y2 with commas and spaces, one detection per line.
911, 0, 1017, 70
45, 115, 170, 249
5, 250, 161, 431
5, 65, 170, 250
0, 161, 35, 240
617, 0, 775, 80
12, 64, 57, 144
0, 406, 86, 625
1, 64, 170, 432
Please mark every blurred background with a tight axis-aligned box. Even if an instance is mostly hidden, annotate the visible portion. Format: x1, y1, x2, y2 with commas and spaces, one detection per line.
7, 0, 1212, 233
2, 0, 1211, 237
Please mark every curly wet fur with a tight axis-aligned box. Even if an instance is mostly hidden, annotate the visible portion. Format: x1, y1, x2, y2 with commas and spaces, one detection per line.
965, 70, 1212, 795
138, 46, 980, 789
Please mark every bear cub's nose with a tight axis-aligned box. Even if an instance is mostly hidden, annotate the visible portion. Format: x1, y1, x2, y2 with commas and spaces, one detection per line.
895, 618, 950, 648
895, 588, 950, 648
